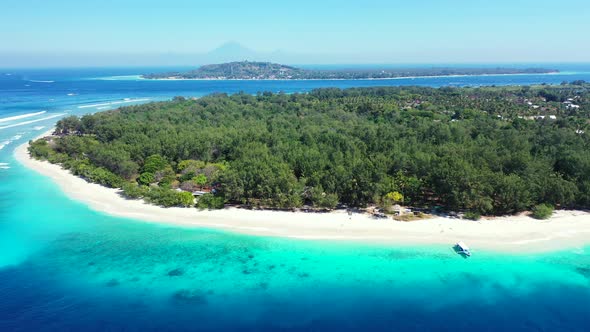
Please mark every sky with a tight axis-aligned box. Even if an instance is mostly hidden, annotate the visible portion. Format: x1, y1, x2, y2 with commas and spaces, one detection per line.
1, 0, 589, 66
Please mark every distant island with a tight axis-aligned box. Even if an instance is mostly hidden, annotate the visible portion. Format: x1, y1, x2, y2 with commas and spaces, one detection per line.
142, 61, 559, 80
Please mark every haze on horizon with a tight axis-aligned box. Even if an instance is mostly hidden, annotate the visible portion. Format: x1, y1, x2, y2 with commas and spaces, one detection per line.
1, 0, 589, 67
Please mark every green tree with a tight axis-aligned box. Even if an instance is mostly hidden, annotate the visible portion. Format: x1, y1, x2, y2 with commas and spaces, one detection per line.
121, 183, 149, 199
55, 116, 81, 135
143, 154, 169, 173
309, 186, 339, 209
155, 166, 176, 186
31, 85, 590, 215
193, 174, 208, 189
197, 193, 225, 209
178, 192, 195, 207
531, 204, 554, 220
145, 187, 181, 207
138, 172, 155, 186
385, 191, 404, 204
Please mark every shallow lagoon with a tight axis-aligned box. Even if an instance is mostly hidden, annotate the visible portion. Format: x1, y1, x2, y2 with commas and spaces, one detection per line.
2, 209, 589, 330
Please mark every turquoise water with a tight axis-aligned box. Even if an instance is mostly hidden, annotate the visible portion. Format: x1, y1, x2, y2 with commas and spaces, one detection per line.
1, 67, 590, 331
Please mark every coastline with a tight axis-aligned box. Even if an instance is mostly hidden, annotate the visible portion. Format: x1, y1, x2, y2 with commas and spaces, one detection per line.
138, 71, 561, 81
14, 133, 590, 253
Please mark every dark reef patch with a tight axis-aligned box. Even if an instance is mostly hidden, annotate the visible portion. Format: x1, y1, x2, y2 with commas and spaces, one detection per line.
167, 268, 185, 277
576, 267, 590, 280
171, 289, 208, 305
105, 279, 120, 287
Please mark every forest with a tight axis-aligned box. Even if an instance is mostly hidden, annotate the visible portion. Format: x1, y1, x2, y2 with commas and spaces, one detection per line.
29, 84, 590, 215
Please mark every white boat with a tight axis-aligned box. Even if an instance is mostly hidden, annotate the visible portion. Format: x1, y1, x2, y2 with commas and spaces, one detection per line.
454, 241, 471, 257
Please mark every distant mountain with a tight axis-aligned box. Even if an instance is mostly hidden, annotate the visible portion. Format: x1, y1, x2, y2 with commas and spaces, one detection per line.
143, 61, 559, 80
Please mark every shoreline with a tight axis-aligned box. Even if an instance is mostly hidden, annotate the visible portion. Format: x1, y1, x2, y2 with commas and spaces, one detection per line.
139, 71, 560, 81
14, 133, 590, 253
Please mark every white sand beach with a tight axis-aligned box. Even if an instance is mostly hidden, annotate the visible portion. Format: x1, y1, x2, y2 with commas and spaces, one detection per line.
14, 134, 590, 253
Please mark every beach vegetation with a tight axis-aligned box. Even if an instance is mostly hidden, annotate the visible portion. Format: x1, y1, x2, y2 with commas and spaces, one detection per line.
178, 191, 195, 207
28, 139, 53, 159
121, 183, 149, 199
30, 85, 590, 214
55, 115, 82, 135
196, 193, 225, 209
532, 204, 554, 220
144, 187, 183, 207
154, 166, 176, 186
393, 212, 431, 222
142, 154, 169, 174
138, 172, 155, 186
309, 186, 339, 209
464, 211, 481, 221
194, 174, 208, 189
85, 167, 124, 188
385, 191, 404, 204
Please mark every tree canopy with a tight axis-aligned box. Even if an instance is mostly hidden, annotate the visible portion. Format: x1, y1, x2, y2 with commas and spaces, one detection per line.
32, 84, 590, 214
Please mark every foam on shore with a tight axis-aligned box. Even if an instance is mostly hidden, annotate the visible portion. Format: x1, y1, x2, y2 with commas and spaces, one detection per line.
0, 111, 47, 124
77, 98, 151, 109
0, 114, 66, 130
0, 140, 10, 150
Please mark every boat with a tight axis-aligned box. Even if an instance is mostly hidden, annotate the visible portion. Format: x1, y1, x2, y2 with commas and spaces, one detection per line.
454, 241, 471, 257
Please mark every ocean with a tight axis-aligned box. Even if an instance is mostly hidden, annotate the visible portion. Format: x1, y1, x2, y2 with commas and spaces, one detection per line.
1, 65, 590, 331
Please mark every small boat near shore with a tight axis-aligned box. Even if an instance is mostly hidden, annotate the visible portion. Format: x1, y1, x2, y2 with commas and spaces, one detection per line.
454, 241, 472, 257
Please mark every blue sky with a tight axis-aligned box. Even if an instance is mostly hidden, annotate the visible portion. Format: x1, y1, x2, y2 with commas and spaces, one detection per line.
1, 0, 589, 66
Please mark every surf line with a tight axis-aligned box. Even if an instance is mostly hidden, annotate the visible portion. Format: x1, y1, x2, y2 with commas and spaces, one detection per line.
0, 111, 47, 123
0, 114, 65, 130
77, 98, 151, 109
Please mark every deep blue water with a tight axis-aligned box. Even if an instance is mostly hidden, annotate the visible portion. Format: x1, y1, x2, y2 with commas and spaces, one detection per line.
1, 65, 590, 331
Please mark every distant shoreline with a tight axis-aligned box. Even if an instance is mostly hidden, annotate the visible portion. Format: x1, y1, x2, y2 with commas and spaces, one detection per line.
140, 71, 561, 82
14, 130, 590, 254
141, 62, 560, 81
